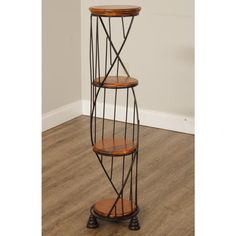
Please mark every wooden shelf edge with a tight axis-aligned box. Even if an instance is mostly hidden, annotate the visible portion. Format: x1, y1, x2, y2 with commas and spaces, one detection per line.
89, 5, 141, 17
93, 76, 138, 89
94, 198, 136, 218
93, 138, 137, 156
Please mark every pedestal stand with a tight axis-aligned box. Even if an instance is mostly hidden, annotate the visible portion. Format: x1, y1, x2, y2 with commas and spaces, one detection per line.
87, 5, 142, 231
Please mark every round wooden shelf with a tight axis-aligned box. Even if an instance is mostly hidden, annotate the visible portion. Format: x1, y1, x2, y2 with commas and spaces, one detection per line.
93, 138, 137, 156
89, 5, 141, 17
94, 198, 135, 218
93, 76, 138, 89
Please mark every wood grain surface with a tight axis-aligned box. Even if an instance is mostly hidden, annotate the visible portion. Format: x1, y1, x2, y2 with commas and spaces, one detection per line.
93, 138, 137, 156
42, 115, 194, 236
93, 76, 138, 89
94, 198, 134, 218
89, 5, 141, 17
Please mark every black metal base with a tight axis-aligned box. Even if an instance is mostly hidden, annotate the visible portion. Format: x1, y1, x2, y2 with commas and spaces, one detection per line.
87, 214, 99, 229
88, 205, 140, 230
128, 216, 140, 230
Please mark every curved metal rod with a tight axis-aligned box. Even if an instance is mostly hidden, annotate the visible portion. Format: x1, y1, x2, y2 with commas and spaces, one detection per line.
89, 15, 95, 114
135, 151, 139, 207
131, 87, 140, 146
131, 87, 140, 123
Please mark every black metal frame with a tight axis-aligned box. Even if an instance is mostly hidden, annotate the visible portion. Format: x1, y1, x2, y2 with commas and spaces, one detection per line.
87, 14, 140, 231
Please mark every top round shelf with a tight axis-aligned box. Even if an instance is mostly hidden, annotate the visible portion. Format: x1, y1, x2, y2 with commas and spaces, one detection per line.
89, 5, 141, 17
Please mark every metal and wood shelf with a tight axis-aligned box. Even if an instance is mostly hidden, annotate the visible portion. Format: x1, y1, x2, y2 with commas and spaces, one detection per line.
87, 5, 142, 231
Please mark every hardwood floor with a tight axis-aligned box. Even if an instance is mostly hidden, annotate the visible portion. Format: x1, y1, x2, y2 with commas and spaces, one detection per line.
42, 115, 194, 236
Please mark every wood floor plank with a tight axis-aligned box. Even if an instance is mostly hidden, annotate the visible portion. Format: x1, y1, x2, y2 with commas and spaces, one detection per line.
42, 115, 194, 236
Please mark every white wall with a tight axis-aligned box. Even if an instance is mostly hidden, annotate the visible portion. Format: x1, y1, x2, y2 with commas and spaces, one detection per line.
81, 0, 194, 133
42, 0, 194, 133
42, 0, 82, 130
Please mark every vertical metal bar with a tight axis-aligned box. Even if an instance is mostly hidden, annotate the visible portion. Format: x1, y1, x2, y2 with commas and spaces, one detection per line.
90, 15, 95, 82
105, 37, 108, 75
116, 58, 119, 76
135, 119, 140, 207
108, 17, 112, 65
90, 83, 92, 115
93, 17, 99, 143
133, 86, 140, 208
95, 17, 98, 82
132, 99, 136, 142
96, 17, 101, 83
89, 16, 93, 114
113, 89, 117, 139
121, 17, 125, 39
90, 84, 95, 145
135, 151, 138, 207
130, 154, 133, 210
97, 21, 100, 82
124, 88, 129, 139
121, 155, 125, 215
110, 156, 114, 179
131, 87, 140, 123
102, 88, 106, 139
115, 205, 117, 217
94, 87, 97, 143
90, 15, 95, 143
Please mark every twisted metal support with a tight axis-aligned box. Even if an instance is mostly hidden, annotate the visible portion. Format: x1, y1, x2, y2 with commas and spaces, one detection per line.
90, 16, 134, 145
89, 14, 140, 223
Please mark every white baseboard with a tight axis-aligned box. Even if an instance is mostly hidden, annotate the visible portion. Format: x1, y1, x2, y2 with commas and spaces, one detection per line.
42, 99, 194, 134
42, 100, 82, 132
82, 100, 194, 134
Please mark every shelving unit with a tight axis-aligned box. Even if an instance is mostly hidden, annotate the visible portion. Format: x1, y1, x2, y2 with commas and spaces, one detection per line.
87, 5, 142, 231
